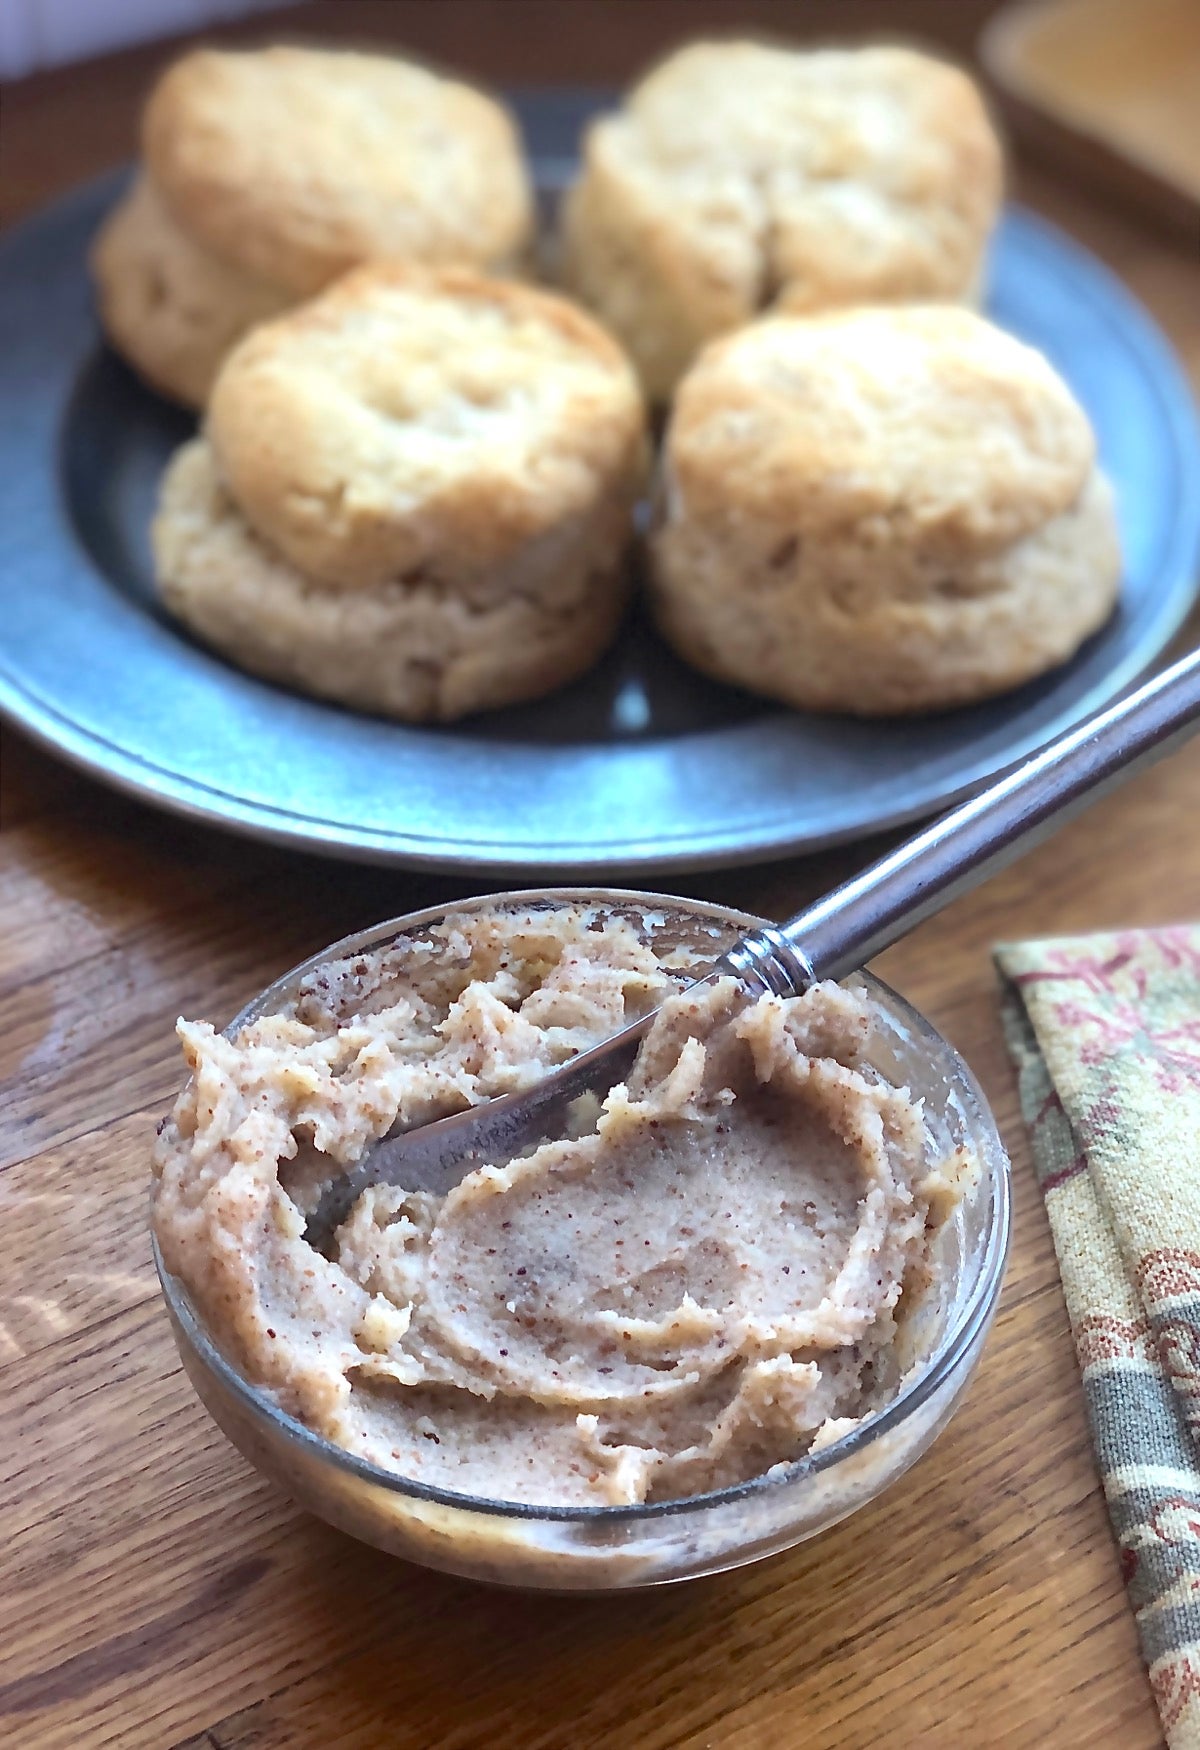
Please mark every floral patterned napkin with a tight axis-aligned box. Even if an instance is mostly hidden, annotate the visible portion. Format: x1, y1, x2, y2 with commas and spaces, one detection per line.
997, 928, 1200, 1748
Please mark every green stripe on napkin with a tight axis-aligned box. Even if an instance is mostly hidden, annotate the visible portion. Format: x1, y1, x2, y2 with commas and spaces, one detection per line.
998, 929, 1200, 1747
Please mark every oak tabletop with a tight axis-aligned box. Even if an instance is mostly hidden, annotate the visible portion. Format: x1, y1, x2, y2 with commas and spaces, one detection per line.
1, 2, 1194, 1745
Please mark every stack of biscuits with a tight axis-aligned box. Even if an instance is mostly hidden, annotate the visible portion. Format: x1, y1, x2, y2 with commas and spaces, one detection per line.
154, 266, 647, 721
95, 36, 1122, 723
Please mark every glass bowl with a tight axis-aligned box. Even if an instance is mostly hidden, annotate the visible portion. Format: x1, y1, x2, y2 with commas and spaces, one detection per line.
152, 888, 1011, 1591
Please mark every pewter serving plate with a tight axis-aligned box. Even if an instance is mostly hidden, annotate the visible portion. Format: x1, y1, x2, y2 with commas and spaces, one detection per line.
0, 89, 1198, 875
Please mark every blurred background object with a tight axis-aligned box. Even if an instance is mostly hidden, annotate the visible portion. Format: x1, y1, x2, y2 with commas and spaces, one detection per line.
984, 0, 1200, 239
0, 0, 287, 79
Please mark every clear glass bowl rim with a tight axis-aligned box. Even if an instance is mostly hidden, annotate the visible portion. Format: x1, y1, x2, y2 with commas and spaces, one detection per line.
153, 885, 1011, 1527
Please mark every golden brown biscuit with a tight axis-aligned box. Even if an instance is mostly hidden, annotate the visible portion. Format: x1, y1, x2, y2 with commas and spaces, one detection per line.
562, 41, 1003, 400
206, 263, 647, 591
90, 174, 289, 407
650, 305, 1121, 715
154, 266, 647, 721
144, 45, 534, 298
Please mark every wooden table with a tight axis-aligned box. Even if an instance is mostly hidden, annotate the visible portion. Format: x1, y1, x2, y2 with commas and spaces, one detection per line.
1, 3, 1194, 1744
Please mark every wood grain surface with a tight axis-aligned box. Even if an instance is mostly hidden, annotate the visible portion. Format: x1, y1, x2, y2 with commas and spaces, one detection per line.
1, 3, 1195, 1745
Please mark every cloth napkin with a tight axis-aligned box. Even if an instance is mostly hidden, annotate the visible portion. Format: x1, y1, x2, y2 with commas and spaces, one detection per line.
997, 927, 1200, 1748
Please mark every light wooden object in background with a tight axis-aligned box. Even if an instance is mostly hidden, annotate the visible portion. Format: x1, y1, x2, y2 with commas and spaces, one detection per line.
984, 0, 1200, 238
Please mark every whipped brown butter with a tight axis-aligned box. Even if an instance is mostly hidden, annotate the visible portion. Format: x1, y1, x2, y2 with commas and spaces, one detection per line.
153, 902, 962, 1508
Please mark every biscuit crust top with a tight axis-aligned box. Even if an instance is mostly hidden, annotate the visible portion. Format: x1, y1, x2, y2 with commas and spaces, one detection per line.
207, 264, 647, 590
666, 305, 1095, 552
144, 46, 534, 295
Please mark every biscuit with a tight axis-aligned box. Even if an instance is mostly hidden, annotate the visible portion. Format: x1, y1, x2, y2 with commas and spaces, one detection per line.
144, 45, 534, 298
562, 41, 1003, 400
650, 305, 1121, 715
154, 266, 647, 721
206, 263, 647, 592
90, 174, 289, 407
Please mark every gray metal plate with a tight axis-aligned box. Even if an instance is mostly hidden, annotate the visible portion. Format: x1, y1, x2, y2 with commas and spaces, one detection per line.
0, 89, 1197, 874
